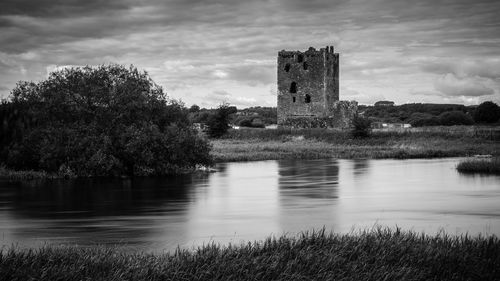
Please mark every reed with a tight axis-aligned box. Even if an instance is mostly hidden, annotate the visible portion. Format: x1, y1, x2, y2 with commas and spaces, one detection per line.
457, 157, 500, 174
1, 228, 498, 281
0, 165, 55, 180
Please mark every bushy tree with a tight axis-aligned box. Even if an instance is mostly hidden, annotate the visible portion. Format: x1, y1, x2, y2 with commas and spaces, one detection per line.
189, 104, 200, 113
237, 117, 265, 128
1, 65, 212, 176
474, 101, 500, 124
438, 111, 474, 126
250, 118, 265, 128
351, 116, 372, 138
206, 103, 236, 138
238, 118, 253, 127
407, 112, 441, 127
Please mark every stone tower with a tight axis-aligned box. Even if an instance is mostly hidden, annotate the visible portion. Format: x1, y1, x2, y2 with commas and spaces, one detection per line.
277, 45, 357, 128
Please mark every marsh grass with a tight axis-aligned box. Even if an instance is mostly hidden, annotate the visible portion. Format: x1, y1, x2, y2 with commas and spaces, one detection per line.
1, 228, 499, 281
0, 165, 57, 181
212, 127, 500, 162
457, 157, 500, 174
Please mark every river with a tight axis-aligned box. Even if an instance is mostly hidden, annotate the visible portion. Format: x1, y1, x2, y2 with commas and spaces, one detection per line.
1, 158, 499, 252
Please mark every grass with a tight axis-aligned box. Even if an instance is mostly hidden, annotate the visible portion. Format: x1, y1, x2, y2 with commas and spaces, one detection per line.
1, 228, 499, 281
0, 165, 58, 181
211, 126, 500, 162
457, 157, 500, 174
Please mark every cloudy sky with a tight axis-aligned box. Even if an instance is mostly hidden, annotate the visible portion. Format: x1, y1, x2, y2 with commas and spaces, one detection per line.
1, 0, 499, 108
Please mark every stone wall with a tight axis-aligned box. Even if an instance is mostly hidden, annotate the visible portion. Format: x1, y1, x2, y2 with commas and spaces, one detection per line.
277, 45, 357, 128
277, 46, 339, 124
329, 100, 358, 128
280, 101, 358, 129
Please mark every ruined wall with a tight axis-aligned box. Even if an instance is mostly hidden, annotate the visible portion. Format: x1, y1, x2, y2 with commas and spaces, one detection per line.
281, 101, 358, 129
329, 100, 358, 128
277, 45, 357, 128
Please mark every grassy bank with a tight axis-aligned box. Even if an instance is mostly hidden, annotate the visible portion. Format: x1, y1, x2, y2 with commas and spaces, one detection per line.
0, 165, 60, 181
211, 126, 500, 162
1, 228, 499, 281
457, 157, 500, 174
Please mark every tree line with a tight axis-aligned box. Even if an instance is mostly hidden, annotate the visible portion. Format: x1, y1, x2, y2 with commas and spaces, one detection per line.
360, 102, 500, 126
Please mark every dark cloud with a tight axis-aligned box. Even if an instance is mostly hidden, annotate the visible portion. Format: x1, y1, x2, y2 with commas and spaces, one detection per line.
0, 0, 130, 17
1, 0, 500, 104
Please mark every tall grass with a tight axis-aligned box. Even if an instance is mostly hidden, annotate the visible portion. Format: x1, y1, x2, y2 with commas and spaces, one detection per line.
212, 126, 500, 162
223, 126, 500, 142
1, 228, 499, 280
0, 165, 56, 180
457, 157, 500, 174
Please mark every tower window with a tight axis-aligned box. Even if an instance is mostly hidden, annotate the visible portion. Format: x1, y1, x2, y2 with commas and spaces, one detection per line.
289, 82, 297, 93
303, 61, 308, 70
292, 97, 296, 103
305, 94, 311, 103
284, 63, 290, 72
297, 54, 304, 63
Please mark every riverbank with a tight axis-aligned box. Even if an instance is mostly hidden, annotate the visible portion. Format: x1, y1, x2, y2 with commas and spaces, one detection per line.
2, 126, 498, 179
212, 126, 500, 162
1, 228, 498, 281
0, 164, 215, 181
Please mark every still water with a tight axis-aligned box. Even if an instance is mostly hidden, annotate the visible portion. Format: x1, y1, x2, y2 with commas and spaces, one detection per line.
1, 158, 499, 252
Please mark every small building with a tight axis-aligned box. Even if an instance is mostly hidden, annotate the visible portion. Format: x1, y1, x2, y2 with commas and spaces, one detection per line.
374, 101, 395, 107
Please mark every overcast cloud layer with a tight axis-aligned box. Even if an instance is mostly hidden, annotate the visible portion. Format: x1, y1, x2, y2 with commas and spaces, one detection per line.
1, 0, 499, 107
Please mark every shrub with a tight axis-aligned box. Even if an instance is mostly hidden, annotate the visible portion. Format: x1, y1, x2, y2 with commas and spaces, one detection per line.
1, 65, 212, 176
206, 103, 235, 138
407, 113, 441, 127
474, 101, 500, 124
238, 117, 265, 128
351, 116, 372, 138
438, 111, 474, 126
251, 118, 265, 128
238, 118, 253, 127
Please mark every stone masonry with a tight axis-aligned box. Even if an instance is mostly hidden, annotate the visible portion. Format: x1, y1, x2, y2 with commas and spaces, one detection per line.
277, 46, 357, 128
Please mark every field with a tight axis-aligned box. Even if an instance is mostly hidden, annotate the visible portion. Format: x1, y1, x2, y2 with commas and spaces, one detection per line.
211, 126, 500, 162
1, 228, 498, 281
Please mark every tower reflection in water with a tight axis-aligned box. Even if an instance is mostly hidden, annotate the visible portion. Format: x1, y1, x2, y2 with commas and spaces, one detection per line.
277, 159, 340, 233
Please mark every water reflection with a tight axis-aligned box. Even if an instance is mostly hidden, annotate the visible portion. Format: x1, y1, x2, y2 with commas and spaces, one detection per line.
0, 175, 209, 250
352, 159, 370, 177
8, 176, 203, 218
0, 158, 499, 252
278, 159, 340, 232
278, 159, 339, 199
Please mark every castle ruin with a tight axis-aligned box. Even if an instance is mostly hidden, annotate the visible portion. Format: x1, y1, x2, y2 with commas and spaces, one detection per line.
277, 46, 357, 128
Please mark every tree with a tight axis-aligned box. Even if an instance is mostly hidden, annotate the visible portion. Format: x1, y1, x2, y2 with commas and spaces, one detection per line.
189, 104, 200, 113
1, 65, 212, 176
238, 118, 253, 127
351, 115, 372, 138
206, 103, 235, 138
474, 101, 500, 124
438, 111, 474, 126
